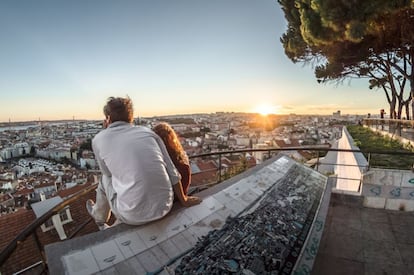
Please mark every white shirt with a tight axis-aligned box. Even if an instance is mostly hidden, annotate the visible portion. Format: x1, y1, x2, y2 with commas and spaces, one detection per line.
92, 121, 180, 224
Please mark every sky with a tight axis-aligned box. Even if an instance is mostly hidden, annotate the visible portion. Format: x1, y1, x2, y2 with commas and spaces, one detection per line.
0, 0, 386, 122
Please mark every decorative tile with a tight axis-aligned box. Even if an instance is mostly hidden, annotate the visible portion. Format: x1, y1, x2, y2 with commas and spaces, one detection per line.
215, 205, 237, 220
226, 181, 251, 196
114, 231, 147, 259
90, 240, 125, 270
123, 256, 146, 274
100, 266, 117, 275
236, 178, 257, 190
401, 172, 414, 188
189, 212, 226, 239
188, 221, 213, 239
212, 190, 233, 205
163, 209, 194, 238
223, 198, 246, 216
158, 239, 183, 258
113, 260, 140, 275
170, 231, 194, 252
179, 229, 199, 247
136, 250, 162, 272
249, 183, 266, 196
182, 196, 223, 223
238, 189, 260, 206
148, 244, 171, 267
136, 221, 168, 248
63, 249, 100, 275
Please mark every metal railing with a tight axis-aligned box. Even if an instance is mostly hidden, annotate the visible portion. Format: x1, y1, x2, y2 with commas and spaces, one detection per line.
1, 146, 414, 274
363, 118, 414, 140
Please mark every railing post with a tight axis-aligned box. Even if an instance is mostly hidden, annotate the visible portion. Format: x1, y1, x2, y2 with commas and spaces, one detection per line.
218, 153, 222, 183
367, 153, 371, 171
316, 151, 320, 171
32, 231, 46, 270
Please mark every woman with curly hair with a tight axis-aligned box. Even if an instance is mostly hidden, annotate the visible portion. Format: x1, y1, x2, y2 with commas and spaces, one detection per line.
153, 122, 201, 203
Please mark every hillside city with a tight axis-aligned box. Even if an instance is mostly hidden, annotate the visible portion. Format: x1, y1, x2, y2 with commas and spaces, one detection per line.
0, 111, 356, 218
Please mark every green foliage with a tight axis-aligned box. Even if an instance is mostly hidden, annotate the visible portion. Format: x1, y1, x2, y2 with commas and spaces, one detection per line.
347, 125, 414, 169
278, 0, 414, 119
220, 156, 249, 181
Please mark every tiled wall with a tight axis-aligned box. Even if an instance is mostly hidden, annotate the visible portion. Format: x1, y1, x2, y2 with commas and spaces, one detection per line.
362, 168, 414, 211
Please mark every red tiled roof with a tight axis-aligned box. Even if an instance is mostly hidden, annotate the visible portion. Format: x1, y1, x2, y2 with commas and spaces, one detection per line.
14, 187, 34, 196
0, 187, 99, 274
274, 139, 301, 148
196, 160, 217, 171
191, 170, 217, 186
0, 193, 13, 203
57, 182, 93, 198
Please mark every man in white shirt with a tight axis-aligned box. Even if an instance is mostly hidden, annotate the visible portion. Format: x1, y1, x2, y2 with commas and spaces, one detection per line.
87, 96, 201, 228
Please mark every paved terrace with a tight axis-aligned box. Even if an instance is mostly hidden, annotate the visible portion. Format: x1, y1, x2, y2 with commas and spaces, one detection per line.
313, 193, 414, 275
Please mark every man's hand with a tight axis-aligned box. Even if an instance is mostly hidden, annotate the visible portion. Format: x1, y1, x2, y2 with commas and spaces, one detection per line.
182, 195, 202, 207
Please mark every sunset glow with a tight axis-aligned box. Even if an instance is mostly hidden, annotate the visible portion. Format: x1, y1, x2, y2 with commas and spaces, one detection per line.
254, 104, 277, 116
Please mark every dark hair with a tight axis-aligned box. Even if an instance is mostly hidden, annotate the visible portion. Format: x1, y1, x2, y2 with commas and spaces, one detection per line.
103, 96, 134, 123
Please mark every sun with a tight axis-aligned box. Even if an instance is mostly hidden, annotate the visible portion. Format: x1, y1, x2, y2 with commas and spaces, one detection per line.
254, 104, 276, 116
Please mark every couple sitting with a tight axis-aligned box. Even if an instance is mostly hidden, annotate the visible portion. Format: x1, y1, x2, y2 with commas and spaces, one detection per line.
87, 96, 201, 229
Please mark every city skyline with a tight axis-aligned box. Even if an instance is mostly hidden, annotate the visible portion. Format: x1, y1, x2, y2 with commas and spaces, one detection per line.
0, 0, 386, 122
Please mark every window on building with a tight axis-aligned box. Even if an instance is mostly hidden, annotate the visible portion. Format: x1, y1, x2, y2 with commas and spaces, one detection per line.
40, 206, 73, 232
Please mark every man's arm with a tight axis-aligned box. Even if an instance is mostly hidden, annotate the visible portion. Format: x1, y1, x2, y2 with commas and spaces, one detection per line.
173, 180, 202, 207
92, 137, 112, 178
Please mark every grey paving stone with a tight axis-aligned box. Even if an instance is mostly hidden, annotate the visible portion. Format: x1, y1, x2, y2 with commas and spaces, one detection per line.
364, 262, 409, 275
322, 233, 365, 262
330, 204, 362, 224
392, 224, 414, 245
328, 218, 363, 238
396, 243, 414, 270
311, 254, 364, 275
361, 208, 389, 224
362, 222, 396, 242
363, 240, 403, 266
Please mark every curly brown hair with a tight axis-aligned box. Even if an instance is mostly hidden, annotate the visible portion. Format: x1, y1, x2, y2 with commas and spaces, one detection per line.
103, 96, 134, 123
153, 122, 188, 165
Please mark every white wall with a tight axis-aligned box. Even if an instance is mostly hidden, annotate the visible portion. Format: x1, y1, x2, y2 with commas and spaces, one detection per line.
335, 127, 368, 192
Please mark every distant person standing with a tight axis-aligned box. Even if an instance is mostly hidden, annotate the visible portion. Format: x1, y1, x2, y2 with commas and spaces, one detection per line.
153, 122, 193, 196
380, 109, 385, 130
87, 96, 201, 229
